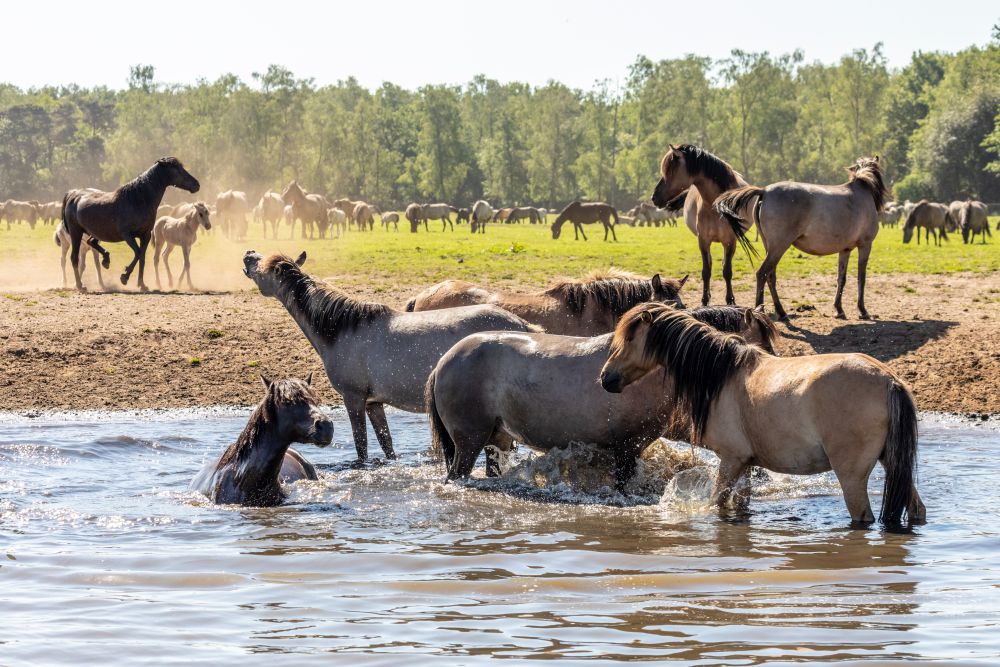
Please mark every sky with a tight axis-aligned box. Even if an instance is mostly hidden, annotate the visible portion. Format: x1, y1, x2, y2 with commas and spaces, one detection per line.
3, 0, 996, 91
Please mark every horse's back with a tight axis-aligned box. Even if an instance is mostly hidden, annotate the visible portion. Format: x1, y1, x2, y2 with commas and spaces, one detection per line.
410, 280, 495, 311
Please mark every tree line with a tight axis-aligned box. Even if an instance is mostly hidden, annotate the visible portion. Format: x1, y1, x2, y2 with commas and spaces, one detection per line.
1, 38, 998, 209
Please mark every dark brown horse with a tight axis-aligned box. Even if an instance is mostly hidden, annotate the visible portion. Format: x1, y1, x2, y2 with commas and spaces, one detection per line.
61, 157, 200, 291
551, 201, 619, 241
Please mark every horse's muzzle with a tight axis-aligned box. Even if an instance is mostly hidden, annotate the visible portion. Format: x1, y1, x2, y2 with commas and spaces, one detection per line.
312, 419, 334, 447
600, 370, 623, 393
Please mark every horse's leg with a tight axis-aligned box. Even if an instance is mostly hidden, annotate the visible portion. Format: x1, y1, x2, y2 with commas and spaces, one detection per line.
833, 249, 850, 319
87, 236, 111, 269
345, 394, 370, 462
833, 465, 876, 527
92, 248, 105, 290
578, 223, 587, 241
612, 445, 639, 492
756, 243, 790, 320
68, 230, 86, 291
856, 242, 872, 319
484, 433, 515, 478
162, 244, 175, 288
699, 236, 713, 307
136, 233, 151, 291
364, 402, 397, 460
153, 238, 163, 289
722, 241, 737, 306
60, 239, 69, 287
120, 234, 142, 287
182, 245, 193, 290
712, 456, 751, 509
908, 482, 927, 524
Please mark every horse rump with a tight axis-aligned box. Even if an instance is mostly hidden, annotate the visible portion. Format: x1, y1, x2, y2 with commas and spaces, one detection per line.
880, 380, 918, 527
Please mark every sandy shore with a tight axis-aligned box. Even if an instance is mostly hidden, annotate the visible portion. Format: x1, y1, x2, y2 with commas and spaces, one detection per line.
2, 271, 998, 414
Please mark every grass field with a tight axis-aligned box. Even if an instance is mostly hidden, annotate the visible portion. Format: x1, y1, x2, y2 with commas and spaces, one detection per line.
2, 215, 998, 293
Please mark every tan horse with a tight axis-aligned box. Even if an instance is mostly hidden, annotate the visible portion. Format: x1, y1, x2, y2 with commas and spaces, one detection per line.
636, 201, 677, 228
600, 307, 924, 527
381, 211, 400, 231
470, 199, 493, 233
216, 190, 249, 240
255, 192, 285, 239
152, 202, 212, 289
428, 304, 777, 487
421, 203, 458, 231
508, 206, 541, 224
902, 200, 950, 246
55, 225, 105, 290
40, 201, 62, 225
331, 198, 362, 229
353, 202, 375, 231
958, 201, 990, 244
551, 201, 619, 241
243, 251, 542, 463
405, 203, 426, 232
716, 156, 888, 320
327, 207, 348, 237
406, 269, 687, 336
651, 145, 757, 307
189, 375, 333, 506
282, 181, 329, 239
3, 199, 40, 229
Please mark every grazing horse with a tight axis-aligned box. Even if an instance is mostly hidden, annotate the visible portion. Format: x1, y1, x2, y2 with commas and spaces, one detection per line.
652, 145, 756, 307
55, 225, 105, 290
353, 202, 375, 231
242, 251, 541, 463
421, 203, 458, 231
455, 208, 470, 225
152, 202, 212, 290
255, 192, 285, 239
958, 201, 991, 244
534, 207, 548, 223
3, 199, 40, 229
508, 206, 540, 224
600, 307, 924, 527
493, 207, 514, 223
636, 201, 677, 228
331, 198, 362, 229
282, 181, 330, 239
405, 203, 426, 233
551, 201, 619, 241
61, 157, 200, 292
902, 200, 951, 246
429, 304, 777, 487
215, 190, 250, 240
381, 211, 400, 231
716, 156, 888, 320
190, 375, 333, 506
470, 199, 493, 233
407, 269, 687, 336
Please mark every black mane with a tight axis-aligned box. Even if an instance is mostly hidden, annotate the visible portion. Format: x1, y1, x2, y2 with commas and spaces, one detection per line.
547, 271, 682, 321
675, 144, 740, 192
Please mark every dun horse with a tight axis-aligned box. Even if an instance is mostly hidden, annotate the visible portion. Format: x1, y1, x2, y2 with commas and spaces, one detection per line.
61, 157, 200, 292
716, 156, 888, 320
242, 251, 541, 463
551, 201, 619, 241
600, 307, 924, 527
216, 190, 249, 240
190, 375, 333, 506
421, 203, 458, 231
407, 269, 687, 336
902, 200, 951, 246
381, 211, 400, 231
428, 304, 777, 487
406, 203, 426, 232
255, 192, 285, 239
651, 144, 756, 307
957, 201, 991, 244
282, 181, 330, 239
152, 202, 212, 290
470, 200, 494, 233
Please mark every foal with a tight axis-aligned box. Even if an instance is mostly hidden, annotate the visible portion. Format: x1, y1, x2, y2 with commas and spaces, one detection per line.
152, 202, 212, 290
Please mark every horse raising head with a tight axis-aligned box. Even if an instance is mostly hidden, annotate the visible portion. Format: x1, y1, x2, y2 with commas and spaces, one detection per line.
156, 157, 200, 193
243, 249, 307, 296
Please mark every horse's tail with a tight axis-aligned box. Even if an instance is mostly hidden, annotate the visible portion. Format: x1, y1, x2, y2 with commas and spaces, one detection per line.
880, 379, 918, 526
425, 370, 453, 468
712, 186, 762, 263
903, 202, 922, 230
405, 297, 416, 312
609, 207, 619, 225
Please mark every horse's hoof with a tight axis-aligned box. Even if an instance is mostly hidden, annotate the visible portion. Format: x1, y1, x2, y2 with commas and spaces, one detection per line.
859, 312, 871, 320
835, 312, 847, 320
139, 285, 150, 293
119, 274, 129, 285
101, 257, 111, 270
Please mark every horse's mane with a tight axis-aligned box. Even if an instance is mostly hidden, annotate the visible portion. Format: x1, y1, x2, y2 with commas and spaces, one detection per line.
263, 254, 392, 341
673, 145, 740, 192
216, 379, 318, 469
546, 270, 682, 320
612, 308, 760, 441
848, 157, 889, 212
689, 305, 778, 352
117, 157, 181, 209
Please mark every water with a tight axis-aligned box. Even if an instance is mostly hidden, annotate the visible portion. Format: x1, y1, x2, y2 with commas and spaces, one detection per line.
2, 408, 999, 665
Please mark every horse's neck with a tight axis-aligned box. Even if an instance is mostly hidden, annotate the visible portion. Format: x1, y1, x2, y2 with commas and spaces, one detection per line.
233, 424, 289, 493
691, 171, 742, 201
127, 165, 171, 209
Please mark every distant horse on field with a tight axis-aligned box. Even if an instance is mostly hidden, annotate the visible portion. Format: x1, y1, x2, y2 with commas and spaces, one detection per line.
353, 202, 375, 231
957, 201, 991, 244
455, 208, 470, 225
282, 181, 329, 239
421, 203, 458, 231
470, 200, 493, 233
716, 156, 888, 320
381, 211, 400, 231
216, 190, 250, 240
551, 201, 619, 241
902, 200, 951, 247
255, 192, 285, 239
152, 202, 212, 290
406, 203, 426, 232
61, 157, 200, 291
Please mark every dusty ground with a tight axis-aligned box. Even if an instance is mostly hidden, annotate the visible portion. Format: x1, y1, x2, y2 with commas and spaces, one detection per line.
1, 271, 998, 414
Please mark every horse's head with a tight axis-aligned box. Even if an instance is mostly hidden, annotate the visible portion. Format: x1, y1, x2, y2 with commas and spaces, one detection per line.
600, 303, 663, 393
652, 273, 687, 309
653, 145, 692, 207
282, 181, 304, 204
260, 374, 333, 447
157, 157, 200, 193
741, 305, 778, 355
243, 249, 306, 296
193, 202, 212, 230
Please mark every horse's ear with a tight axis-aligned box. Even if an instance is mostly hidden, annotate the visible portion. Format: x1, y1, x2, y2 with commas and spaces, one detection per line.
295, 251, 307, 266
640, 309, 653, 324
305, 371, 313, 386
874, 155, 880, 162
260, 374, 273, 390
678, 274, 689, 287
651, 273, 662, 290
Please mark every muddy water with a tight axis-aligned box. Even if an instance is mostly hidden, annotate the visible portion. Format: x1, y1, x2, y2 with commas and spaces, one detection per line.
1, 409, 999, 664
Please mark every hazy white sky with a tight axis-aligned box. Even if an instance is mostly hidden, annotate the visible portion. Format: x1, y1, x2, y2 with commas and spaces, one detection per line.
4, 0, 996, 90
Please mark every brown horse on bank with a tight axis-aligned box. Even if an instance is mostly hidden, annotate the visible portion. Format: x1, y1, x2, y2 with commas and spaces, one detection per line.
406, 269, 687, 336
61, 157, 200, 291
551, 201, 619, 241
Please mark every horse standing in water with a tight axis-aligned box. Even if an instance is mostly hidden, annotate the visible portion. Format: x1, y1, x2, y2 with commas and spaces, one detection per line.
428, 304, 777, 488
61, 157, 200, 292
242, 250, 540, 464
190, 375, 333, 506
600, 307, 924, 527
651, 145, 757, 307
715, 156, 888, 320
550, 201, 619, 241
407, 269, 687, 336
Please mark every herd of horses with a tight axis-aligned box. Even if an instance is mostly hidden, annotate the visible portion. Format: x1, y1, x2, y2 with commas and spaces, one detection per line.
13, 140, 999, 528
